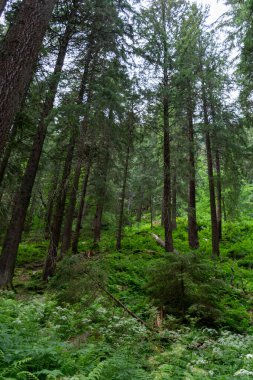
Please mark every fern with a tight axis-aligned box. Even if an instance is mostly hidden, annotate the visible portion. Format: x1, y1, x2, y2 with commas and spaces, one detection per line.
17, 371, 39, 380
87, 361, 105, 380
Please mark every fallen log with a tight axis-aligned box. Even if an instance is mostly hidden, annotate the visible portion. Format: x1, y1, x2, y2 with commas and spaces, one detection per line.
151, 233, 179, 255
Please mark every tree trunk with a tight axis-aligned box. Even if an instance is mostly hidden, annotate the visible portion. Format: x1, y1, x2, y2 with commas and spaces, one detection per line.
136, 195, 143, 223
43, 43, 93, 276
72, 158, 92, 254
202, 87, 220, 257
116, 142, 130, 250
60, 159, 82, 255
215, 150, 222, 241
172, 170, 177, 230
223, 197, 227, 222
0, 13, 75, 288
44, 164, 61, 239
93, 203, 104, 244
150, 196, 153, 230
161, 0, 173, 252
0, 0, 57, 153
43, 131, 77, 281
93, 149, 110, 245
60, 91, 93, 255
0, 121, 18, 188
187, 109, 199, 249
0, 0, 7, 17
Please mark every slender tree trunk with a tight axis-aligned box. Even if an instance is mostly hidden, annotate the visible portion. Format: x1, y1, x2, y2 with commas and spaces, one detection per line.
43, 44, 93, 277
161, 0, 173, 252
72, 158, 91, 254
0, 13, 75, 288
223, 197, 227, 222
136, 195, 143, 222
43, 131, 77, 280
172, 170, 177, 230
116, 142, 130, 250
202, 87, 220, 257
0, 0, 57, 153
215, 150, 222, 240
0, 0, 7, 17
24, 190, 37, 234
187, 109, 199, 249
60, 159, 82, 255
93, 203, 104, 244
93, 149, 110, 245
44, 165, 60, 239
60, 92, 93, 255
150, 196, 153, 230
0, 122, 18, 188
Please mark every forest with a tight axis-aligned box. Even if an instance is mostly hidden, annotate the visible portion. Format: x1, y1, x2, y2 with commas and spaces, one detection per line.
0, 0, 253, 378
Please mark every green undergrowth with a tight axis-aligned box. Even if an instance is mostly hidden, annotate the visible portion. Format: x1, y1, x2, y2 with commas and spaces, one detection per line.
3, 218, 253, 379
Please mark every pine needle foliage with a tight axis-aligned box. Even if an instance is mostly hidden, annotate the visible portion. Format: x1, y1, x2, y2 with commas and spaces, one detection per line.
146, 253, 228, 326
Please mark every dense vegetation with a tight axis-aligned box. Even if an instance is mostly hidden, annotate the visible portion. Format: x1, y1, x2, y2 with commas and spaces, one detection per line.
0, 0, 253, 379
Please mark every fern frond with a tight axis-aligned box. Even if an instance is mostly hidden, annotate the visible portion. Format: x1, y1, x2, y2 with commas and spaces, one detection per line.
13, 357, 33, 371
0, 350, 5, 370
17, 371, 39, 380
87, 361, 105, 380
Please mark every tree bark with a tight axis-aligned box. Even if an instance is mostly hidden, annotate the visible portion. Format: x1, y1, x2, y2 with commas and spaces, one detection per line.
72, 158, 92, 254
136, 193, 143, 222
0, 0, 57, 153
43, 130, 77, 281
150, 196, 153, 230
0, 121, 18, 188
44, 164, 61, 239
215, 150, 222, 240
202, 86, 220, 257
161, 0, 173, 252
93, 150, 110, 245
60, 87, 93, 255
172, 170, 177, 230
0, 0, 7, 17
43, 43, 93, 276
187, 109, 199, 249
60, 159, 82, 255
0, 11, 75, 288
116, 141, 130, 250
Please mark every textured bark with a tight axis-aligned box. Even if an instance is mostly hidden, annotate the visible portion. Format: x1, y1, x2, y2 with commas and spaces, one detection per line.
43, 131, 77, 281
93, 151, 110, 244
60, 159, 82, 255
116, 141, 130, 250
0, 122, 18, 187
150, 196, 153, 230
215, 150, 222, 241
44, 165, 61, 239
93, 203, 104, 244
172, 170, 177, 230
136, 194, 143, 222
202, 86, 220, 257
72, 158, 91, 254
60, 89, 93, 255
0, 0, 7, 17
0, 0, 57, 153
43, 45, 93, 276
187, 109, 199, 249
161, 0, 173, 252
0, 12, 75, 288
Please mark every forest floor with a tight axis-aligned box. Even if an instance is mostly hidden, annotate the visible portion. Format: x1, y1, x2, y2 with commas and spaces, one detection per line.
1, 218, 253, 379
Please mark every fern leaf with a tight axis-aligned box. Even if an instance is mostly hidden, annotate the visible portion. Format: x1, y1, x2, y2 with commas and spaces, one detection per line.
17, 371, 39, 380
87, 361, 105, 380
